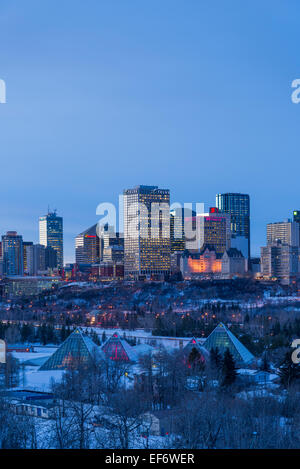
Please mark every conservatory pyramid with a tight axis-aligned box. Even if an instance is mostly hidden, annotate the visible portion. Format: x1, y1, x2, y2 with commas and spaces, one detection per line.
182, 337, 210, 365
203, 323, 255, 366
101, 333, 138, 362
39, 328, 100, 370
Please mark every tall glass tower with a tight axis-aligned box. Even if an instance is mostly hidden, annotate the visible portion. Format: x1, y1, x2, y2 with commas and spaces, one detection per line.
39, 210, 63, 269
2, 231, 23, 276
123, 185, 171, 279
216, 193, 250, 259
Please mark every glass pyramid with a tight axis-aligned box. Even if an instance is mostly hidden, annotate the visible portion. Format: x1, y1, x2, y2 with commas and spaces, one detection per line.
39, 328, 99, 370
203, 323, 254, 365
101, 333, 137, 362
182, 337, 209, 365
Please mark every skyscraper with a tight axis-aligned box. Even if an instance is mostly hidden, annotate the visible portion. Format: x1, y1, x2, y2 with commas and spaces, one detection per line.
261, 241, 299, 285
2, 231, 24, 276
123, 185, 171, 279
216, 193, 250, 259
293, 210, 300, 243
23, 241, 33, 274
39, 210, 63, 268
75, 224, 100, 265
25, 244, 46, 275
195, 207, 231, 255
267, 220, 299, 247
261, 219, 300, 285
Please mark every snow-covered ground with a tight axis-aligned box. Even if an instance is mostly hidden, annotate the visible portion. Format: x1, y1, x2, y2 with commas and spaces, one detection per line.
18, 368, 65, 392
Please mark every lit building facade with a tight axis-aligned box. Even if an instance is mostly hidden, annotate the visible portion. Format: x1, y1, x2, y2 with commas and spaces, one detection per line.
180, 245, 246, 279
216, 193, 250, 259
123, 185, 171, 279
180, 246, 222, 279
39, 211, 63, 268
196, 208, 231, 255
294, 210, 300, 247
75, 224, 100, 265
2, 231, 24, 276
261, 241, 300, 285
267, 221, 299, 247
2, 276, 60, 299
23, 241, 33, 274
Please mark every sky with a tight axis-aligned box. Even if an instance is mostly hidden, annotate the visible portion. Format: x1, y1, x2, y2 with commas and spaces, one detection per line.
0, 0, 300, 263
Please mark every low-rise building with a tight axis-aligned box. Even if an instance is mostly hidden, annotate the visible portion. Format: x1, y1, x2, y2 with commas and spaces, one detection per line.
1, 276, 61, 299
221, 248, 247, 278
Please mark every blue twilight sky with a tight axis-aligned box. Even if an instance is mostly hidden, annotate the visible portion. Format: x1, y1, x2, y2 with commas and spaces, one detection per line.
0, 0, 300, 263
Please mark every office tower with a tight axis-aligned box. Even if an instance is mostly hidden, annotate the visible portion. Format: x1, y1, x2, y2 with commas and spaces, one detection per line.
170, 208, 185, 253
39, 210, 63, 268
170, 207, 196, 253
267, 221, 299, 247
294, 210, 300, 224
45, 246, 57, 270
293, 211, 300, 243
23, 241, 33, 274
102, 245, 124, 263
261, 241, 299, 285
216, 193, 250, 259
25, 244, 46, 276
102, 228, 124, 252
196, 207, 231, 255
2, 231, 23, 276
123, 185, 171, 279
102, 230, 124, 263
75, 224, 100, 265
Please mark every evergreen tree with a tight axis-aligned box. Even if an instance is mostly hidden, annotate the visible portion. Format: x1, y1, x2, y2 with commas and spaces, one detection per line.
188, 347, 205, 373
210, 347, 222, 370
259, 351, 270, 372
221, 348, 237, 388
60, 325, 67, 343
101, 331, 107, 344
91, 330, 100, 346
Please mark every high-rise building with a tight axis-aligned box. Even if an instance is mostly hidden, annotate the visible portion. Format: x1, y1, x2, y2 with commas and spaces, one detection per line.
195, 207, 231, 255
293, 211, 300, 243
23, 241, 33, 274
170, 208, 185, 253
75, 224, 124, 265
25, 244, 46, 276
39, 211, 63, 268
2, 231, 24, 276
45, 246, 57, 270
216, 193, 250, 259
294, 210, 300, 223
261, 241, 299, 285
123, 185, 171, 279
267, 221, 299, 247
75, 224, 100, 265
170, 207, 196, 253
261, 219, 300, 285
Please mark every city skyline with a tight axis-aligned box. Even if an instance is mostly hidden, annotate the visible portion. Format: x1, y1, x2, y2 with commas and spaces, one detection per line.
1, 1, 300, 263
0, 191, 299, 265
